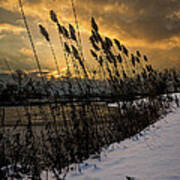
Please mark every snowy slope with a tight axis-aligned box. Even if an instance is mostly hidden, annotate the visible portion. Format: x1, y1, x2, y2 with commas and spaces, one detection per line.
65, 103, 180, 180
3, 95, 180, 180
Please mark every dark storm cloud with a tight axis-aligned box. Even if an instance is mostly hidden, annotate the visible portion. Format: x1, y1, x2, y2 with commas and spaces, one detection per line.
124, 0, 180, 42
76, 0, 180, 42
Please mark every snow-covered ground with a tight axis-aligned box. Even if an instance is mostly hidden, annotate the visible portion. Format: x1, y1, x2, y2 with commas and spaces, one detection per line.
65, 103, 180, 180
2, 95, 180, 180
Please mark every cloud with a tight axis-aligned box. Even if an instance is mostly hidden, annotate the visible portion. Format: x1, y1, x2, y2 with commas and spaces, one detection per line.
0, 0, 180, 72
19, 47, 33, 56
26, 0, 42, 4
1, 0, 180, 44
75, 0, 180, 42
0, 23, 25, 34
0, 34, 5, 39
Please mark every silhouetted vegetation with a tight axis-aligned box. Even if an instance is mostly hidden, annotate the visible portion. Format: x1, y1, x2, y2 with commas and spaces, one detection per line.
0, 0, 180, 179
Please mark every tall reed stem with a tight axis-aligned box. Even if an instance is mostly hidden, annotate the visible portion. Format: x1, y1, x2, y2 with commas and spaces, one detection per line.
19, 0, 44, 83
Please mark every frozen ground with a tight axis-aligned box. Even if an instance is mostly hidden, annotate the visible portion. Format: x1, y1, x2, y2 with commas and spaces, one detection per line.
65, 100, 180, 180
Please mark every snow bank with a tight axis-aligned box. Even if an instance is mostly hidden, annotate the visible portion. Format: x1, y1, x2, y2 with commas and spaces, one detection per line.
66, 102, 180, 180
3, 94, 180, 180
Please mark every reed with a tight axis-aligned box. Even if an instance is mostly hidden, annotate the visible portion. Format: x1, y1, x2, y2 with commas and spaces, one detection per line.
0, 3, 180, 179
18, 0, 45, 84
39, 24, 60, 76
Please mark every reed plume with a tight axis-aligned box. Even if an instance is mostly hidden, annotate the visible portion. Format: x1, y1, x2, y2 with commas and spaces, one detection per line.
39, 24, 60, 75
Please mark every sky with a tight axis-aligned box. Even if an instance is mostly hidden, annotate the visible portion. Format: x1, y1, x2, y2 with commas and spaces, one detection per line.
0, 0, 180, 75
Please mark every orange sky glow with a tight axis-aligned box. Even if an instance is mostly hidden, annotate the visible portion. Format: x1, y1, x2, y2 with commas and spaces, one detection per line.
0, 0, 180, 76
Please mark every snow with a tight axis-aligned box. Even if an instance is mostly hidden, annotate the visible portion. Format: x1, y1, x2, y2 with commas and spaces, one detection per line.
65, 101, 180, 180
2, 94, 180, 180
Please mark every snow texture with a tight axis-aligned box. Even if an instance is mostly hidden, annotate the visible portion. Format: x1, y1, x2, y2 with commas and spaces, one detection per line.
65, 101, 180, 180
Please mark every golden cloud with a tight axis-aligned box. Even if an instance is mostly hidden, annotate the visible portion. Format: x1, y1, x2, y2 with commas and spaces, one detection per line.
19, 47, 33, 56
0, 23, 25, 34
0, 0, 180, 72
